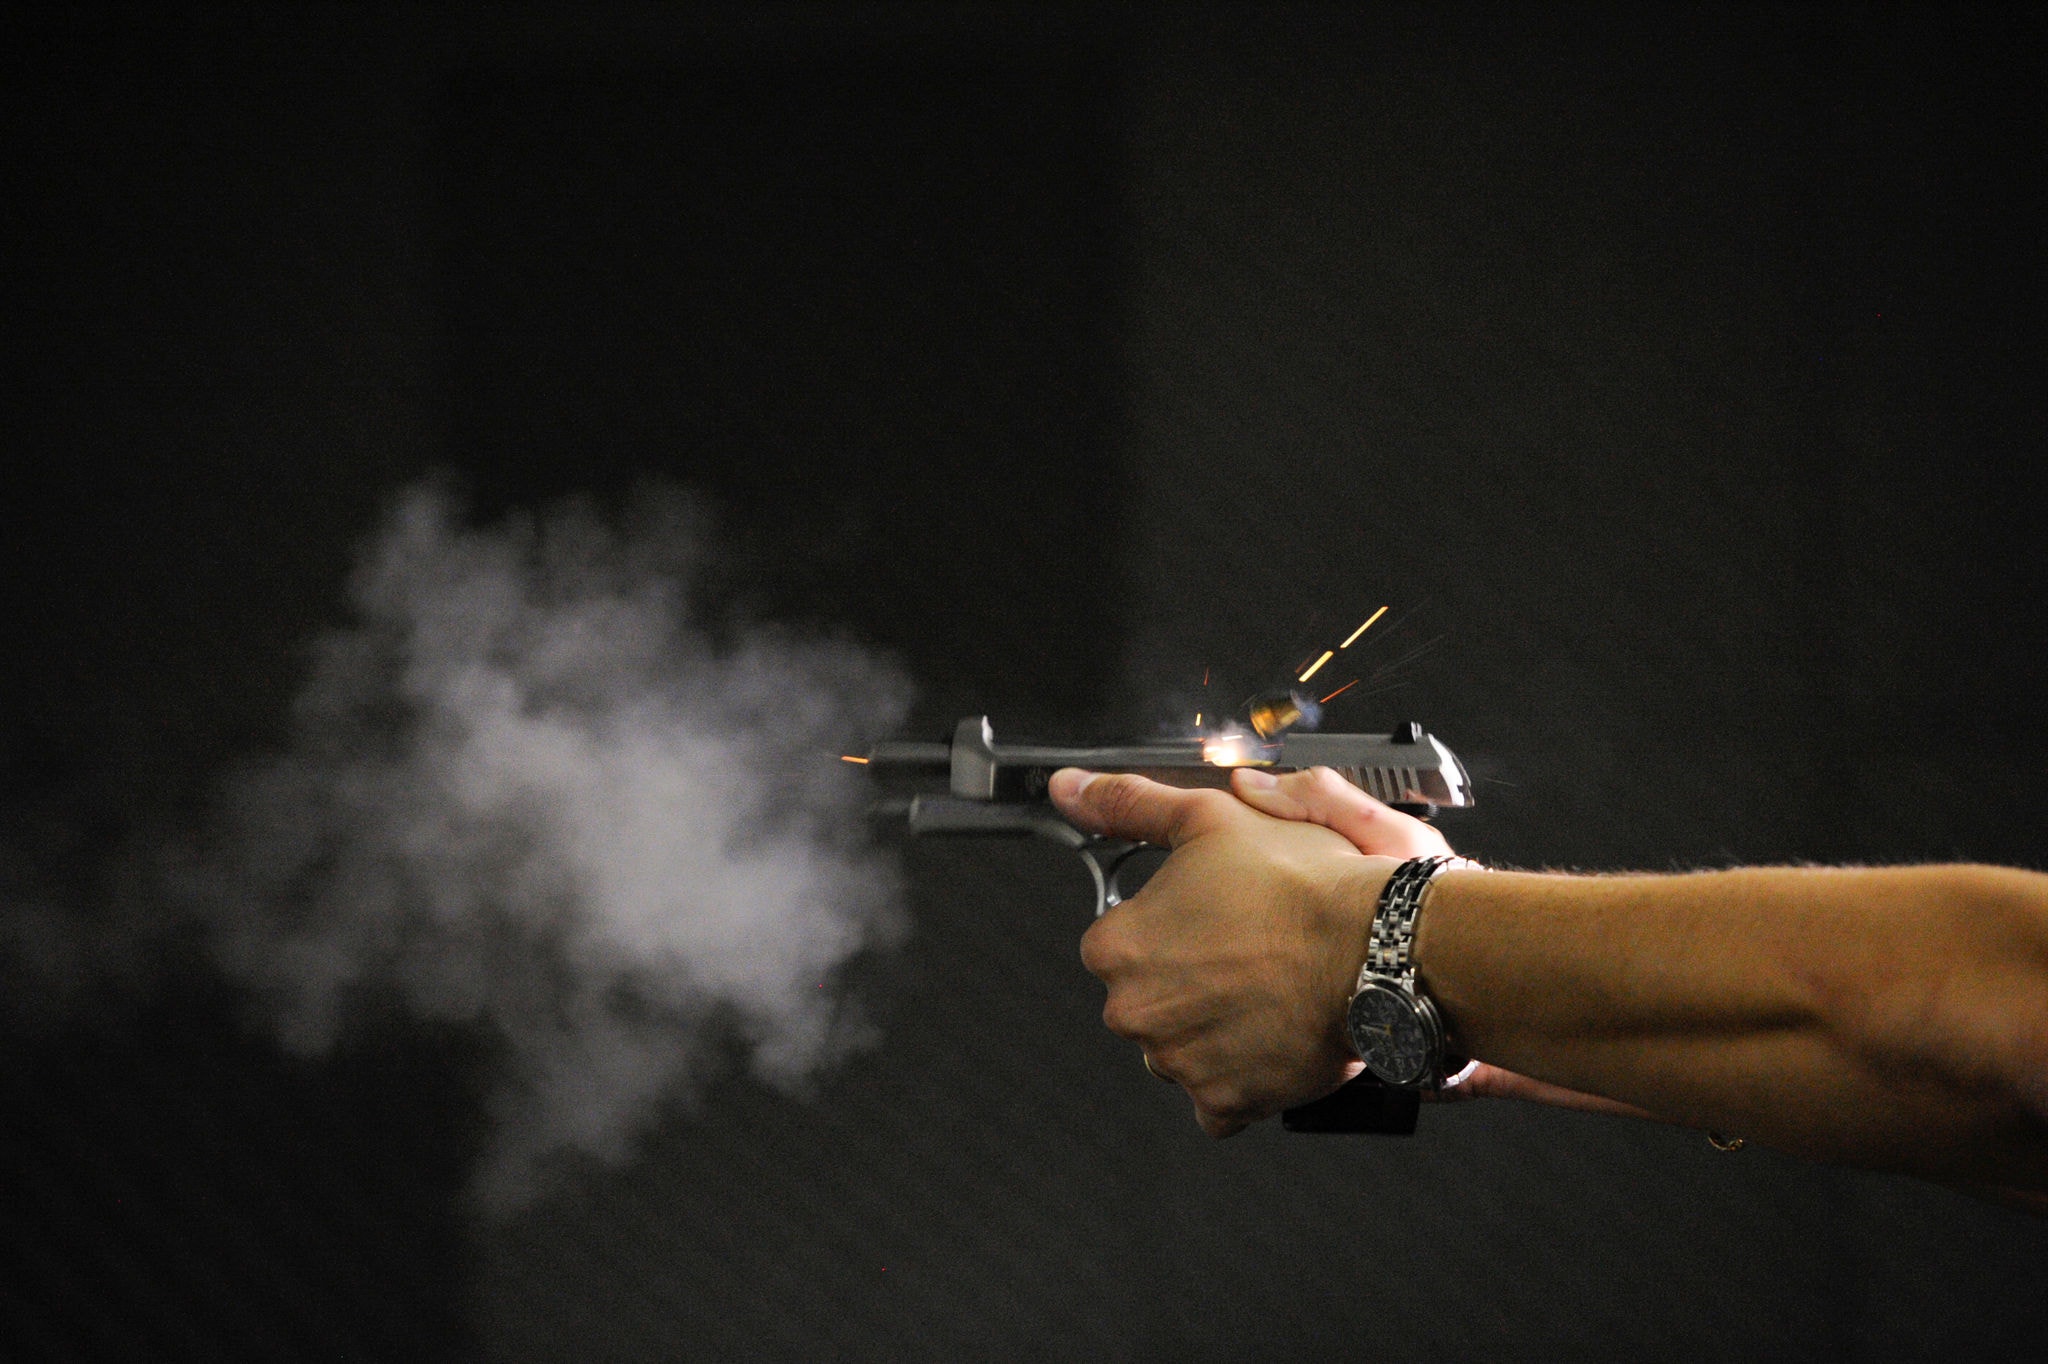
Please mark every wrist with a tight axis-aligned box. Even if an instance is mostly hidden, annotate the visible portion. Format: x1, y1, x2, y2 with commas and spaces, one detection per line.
1347, 855, 1487, 1089
1407, 862, 1488, 969
1409, 862, 1487, 1056
1322, 857, 1401, 1043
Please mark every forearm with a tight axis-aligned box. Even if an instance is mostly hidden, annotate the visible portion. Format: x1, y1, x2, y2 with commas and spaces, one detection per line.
1417, 865, 2048, 1188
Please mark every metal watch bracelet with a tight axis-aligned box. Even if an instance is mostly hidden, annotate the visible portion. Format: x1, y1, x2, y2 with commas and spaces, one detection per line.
1350, 854, 1486, 1089
1361, 854, 1486, 984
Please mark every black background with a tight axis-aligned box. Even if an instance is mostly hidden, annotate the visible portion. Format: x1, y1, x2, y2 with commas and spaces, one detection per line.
4, 5, 2046, 1361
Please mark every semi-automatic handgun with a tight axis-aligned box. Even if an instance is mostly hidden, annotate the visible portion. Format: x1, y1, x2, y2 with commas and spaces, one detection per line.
862, 712, 1475, 1134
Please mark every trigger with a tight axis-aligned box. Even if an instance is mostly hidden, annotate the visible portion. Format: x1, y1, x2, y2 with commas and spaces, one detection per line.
1076, 845, 1116, 917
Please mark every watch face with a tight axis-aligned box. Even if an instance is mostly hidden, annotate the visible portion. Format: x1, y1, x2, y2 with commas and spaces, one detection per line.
1347, 982, 1435, 1087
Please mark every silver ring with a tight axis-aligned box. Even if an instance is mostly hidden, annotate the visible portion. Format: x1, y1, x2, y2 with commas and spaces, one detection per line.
1142, 1053, 1176, 1083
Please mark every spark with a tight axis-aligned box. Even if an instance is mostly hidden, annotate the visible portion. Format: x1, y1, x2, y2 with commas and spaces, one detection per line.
1362, 633, 1447, 682
1312, 632, 1451, 707
1203, 731, 1271, 766
1341, 607, 1388, 649
1194, 712, 1202, 727
839, 754, 870, 764
1318, 679, 1359, 704
1298, 649, 1334, 683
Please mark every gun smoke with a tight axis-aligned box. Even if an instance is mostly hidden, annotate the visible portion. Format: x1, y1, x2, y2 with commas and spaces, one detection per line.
12, 484, 913, 1213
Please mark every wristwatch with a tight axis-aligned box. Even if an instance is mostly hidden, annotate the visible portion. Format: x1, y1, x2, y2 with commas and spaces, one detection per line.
1345, 855, 1481, 1089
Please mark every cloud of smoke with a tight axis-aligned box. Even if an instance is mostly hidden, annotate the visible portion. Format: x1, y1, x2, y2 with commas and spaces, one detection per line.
185, 483, 912, 1212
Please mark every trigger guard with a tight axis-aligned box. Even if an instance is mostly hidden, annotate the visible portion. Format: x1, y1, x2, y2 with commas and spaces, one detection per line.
1080, 839, 1154, 916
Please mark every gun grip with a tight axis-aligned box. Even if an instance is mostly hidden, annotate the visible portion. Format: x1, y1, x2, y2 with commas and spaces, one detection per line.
1281, 1072, 1420, 1134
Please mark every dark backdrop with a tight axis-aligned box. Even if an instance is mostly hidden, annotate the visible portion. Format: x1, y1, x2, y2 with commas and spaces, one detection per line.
3, 6, 2045, 1362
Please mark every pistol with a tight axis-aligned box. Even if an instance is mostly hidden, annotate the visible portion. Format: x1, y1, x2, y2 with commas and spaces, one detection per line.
862, 714, 1475, 1134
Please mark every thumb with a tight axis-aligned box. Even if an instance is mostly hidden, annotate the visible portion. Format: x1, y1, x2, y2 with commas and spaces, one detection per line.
1230, 765, 1454, 859
1047, 769, 1223, 849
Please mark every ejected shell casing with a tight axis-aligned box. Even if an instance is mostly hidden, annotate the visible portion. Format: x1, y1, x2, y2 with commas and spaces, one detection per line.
1249, 690, 1319, 740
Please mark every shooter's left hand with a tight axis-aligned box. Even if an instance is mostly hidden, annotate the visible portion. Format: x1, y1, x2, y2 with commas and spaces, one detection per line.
1228, 765, 1658, 1120
1228, 764, 1455, 861
1049, 767, 1397, 1137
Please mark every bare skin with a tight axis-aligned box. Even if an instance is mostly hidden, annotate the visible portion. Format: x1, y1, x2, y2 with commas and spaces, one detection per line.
1049, 764, 2048, 1203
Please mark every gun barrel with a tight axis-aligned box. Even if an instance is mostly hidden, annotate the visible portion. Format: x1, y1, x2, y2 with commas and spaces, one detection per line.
867, 741, 951, 770
868, 737, 1207, 771
994, 740, 1208, 769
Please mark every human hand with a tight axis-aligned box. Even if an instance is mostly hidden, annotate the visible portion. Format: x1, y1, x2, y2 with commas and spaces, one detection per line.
1226, 766, 1656, 1120
1049, 767, 1396, 1137
1228, 764, 1456, 861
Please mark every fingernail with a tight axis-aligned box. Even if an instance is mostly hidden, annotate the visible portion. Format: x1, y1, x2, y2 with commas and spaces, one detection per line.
1237, 769, 1278, 791
1050, 767, 1098, 800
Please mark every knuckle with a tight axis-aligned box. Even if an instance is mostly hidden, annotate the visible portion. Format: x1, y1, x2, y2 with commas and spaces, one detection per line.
1188, 1077, 1239, 1117
1316, 765, 1376, 809
1078, 919, 1108, 970
1100, 994, 1141, 1040
1166, 789, 1230, 846
1078, 919, 1129, 978
1193, 1097, 1250, 1139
